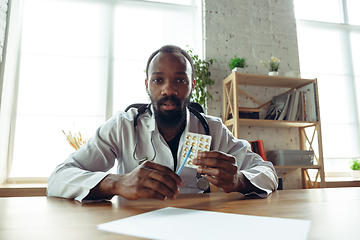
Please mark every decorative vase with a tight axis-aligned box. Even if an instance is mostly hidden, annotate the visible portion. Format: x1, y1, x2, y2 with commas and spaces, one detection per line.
268, 71, 278, 76
232, 67, 245, 73
351, 170, 360, 179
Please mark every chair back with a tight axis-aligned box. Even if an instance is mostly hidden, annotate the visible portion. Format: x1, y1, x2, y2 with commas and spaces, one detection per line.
124, 102, 204, 113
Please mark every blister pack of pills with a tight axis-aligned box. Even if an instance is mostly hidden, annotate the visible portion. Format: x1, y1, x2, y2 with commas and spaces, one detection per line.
179, 132, 212, 169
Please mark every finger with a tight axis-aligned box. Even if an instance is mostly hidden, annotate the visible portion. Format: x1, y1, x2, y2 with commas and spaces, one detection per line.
197, 151, 236, 164
193, 157, 237, 173
204, 174, 218, 186
198, 165, 237, 178
139, 163, 180, 196
143, 161, 184, 186
137, 187, 168, 201
147, 173, 180, 198
203, 174, 236, 193
141, 177, 179, 200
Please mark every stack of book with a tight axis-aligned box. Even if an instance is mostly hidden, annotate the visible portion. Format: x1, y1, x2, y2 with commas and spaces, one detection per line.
265, 83, 318, 122
250, 140, 267, 161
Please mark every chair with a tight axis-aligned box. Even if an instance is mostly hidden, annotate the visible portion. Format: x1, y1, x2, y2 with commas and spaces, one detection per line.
277, 177, 283, 190
125, 102, 204, 113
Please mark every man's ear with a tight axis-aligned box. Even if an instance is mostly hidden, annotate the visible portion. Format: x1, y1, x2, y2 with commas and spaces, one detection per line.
145, 79, 148, 91
192, 79, 195, 90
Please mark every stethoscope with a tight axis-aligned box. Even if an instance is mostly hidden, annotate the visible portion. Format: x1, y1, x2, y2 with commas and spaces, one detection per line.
131, 103, 211, 192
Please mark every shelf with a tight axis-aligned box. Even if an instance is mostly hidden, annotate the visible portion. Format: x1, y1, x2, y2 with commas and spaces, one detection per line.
224, 119, 318, 128
223, 72, 316, 88
274, 165, 322, 169
222, 72, 326, 188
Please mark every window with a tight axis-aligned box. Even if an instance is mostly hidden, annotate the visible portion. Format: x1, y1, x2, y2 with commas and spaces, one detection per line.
294, 0, 360, 176
3, 0, 202, 181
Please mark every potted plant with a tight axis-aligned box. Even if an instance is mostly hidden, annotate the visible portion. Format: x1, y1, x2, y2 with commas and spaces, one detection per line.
350, 159, 360, 178
261, 56, 281, 76
229, 55, 247, 73
186, 47, 216, 110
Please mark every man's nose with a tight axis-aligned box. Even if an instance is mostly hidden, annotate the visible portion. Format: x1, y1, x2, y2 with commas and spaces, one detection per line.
161, 81, 178, 96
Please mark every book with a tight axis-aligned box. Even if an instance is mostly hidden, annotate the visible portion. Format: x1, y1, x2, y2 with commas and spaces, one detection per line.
295, 92, 303, 121
251, 141, 259, 157
265, 92, 291, 120
296, 83, 318, 121
250, 140, 267, 161
298, 91, 306, 121
277, 94, 291, 120
285, 90, 297, 121
239, 107, 260, 119
265, 82, 318, 122
289, 91, 300, 121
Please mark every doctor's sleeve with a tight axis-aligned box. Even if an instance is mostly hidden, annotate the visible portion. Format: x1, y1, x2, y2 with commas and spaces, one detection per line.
213, 121, 278, 196
46, 116, 122, 203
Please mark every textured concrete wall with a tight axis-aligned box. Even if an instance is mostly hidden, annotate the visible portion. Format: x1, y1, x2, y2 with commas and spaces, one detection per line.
204, 0, 301, 151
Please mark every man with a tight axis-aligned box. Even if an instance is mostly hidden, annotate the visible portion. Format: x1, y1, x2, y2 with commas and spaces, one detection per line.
47, 45, 278, 203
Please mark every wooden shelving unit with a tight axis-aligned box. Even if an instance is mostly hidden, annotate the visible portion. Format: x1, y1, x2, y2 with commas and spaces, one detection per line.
222, 72, 326, 188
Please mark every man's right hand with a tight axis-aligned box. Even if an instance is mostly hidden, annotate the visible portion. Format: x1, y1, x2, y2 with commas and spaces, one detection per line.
85, 161, 184, 201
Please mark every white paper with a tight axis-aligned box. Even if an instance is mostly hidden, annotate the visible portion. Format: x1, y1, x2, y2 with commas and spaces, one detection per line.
97, 207, 311, 240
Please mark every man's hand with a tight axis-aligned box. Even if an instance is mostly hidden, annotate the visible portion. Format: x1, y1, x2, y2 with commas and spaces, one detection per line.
192, 151, 241, 193
193, 151, 262, 194
86, 161, 184, 201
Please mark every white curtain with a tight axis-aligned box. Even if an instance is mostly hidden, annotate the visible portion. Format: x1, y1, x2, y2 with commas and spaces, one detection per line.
1, 0, 201, 180
0, 0, 24, 183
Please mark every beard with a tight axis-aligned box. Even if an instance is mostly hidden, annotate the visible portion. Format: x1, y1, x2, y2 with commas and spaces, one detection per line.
148, 92, 191, 130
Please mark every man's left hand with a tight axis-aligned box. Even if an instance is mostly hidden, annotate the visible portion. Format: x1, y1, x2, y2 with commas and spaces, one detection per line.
192, 151, 241, 193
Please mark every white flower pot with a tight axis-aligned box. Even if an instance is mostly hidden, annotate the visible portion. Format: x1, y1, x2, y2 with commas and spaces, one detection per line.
351, 170, 360, 179
268, 71, 278, 76
232, 67, 245, 73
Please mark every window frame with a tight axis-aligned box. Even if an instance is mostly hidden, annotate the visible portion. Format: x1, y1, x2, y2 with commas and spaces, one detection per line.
1, 0, 203, 184
295, 0, 360, 178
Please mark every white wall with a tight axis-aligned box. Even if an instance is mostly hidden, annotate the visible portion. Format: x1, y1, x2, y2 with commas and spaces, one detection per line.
204, 0, 301, 150
204, 0, 303, 188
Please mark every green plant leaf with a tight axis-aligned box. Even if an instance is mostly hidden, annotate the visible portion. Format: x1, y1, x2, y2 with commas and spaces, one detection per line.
186, 47, 216, 109
229, 55, 247, 70
350, 159, 360, 170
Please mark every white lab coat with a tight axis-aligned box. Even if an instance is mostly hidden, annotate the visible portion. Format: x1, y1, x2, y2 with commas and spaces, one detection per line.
47, 107, 278, 202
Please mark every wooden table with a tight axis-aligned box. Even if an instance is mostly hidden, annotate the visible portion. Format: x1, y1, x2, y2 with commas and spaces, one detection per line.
1, 187, 359, 240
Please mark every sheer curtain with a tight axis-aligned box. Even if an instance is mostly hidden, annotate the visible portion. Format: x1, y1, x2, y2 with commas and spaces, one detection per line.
2, 0, 201, 181
0, 0, 24, 183
294, 0, 360, 175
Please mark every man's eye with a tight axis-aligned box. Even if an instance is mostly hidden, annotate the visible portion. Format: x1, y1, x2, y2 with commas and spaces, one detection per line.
177, 79, 188, 83
152, 78, 162, 83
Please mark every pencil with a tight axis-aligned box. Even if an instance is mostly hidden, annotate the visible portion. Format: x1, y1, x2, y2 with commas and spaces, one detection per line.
176, 146, 193, 175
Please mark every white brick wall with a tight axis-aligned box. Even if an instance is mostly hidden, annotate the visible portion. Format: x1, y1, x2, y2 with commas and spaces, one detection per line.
204, 0, 300, 151
0, 0, 8, 63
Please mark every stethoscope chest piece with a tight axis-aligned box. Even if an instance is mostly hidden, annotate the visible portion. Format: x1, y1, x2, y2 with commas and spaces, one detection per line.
197, 176, 210, 191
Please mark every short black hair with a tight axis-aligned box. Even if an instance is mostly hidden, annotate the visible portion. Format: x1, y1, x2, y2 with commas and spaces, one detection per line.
145, 45, 195, 80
